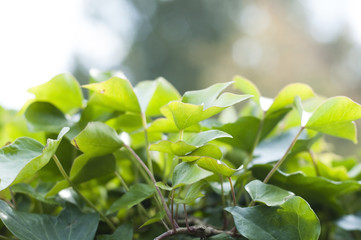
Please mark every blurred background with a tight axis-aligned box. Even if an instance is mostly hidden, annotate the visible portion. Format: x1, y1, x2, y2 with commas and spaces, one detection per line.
1, 0, 361, 109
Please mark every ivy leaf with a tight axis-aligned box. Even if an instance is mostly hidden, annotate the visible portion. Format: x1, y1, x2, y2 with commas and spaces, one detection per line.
83, 77, 141, 113
0, 201, 99, 240
251, 164, 361, 213
245, 180, 294, 206
182, 81, 234, 108
305, 96, 361, 143
149, 140, 197, 156
0, 127, 68, 191
267, 83, 315, 114
184, 130, 232, 147
27, 73, 83, 114
107, 183, 155, 214
172, 162, 213, 189
106, 113, 143, 133
139, 212, 165, 229
187, 144, 223, 160
134, 77, 180, 116
147, 117, 201, 133
226, 196, 320, 240
97, 224, 133, 240
214, 117, 260, 153
71, 122, 123, 157
174, 181, 206, 204
25, 102, 70, 133
196, 157, 237, 177
233, 75, 261, 105
11, 183, 58, 205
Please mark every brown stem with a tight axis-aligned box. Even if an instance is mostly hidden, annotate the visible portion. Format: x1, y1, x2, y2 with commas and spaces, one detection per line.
183, 204, 190, 231
263, 127, 304, 184
154, 226, 235, 240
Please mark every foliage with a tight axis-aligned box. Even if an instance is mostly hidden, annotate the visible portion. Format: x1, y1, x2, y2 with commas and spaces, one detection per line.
1, 72, 361, 239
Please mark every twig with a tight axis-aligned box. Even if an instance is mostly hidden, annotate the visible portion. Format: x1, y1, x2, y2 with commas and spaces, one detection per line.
154, 226, 235, 240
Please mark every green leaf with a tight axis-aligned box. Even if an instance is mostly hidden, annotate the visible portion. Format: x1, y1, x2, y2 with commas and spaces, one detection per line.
336, 212, 361, 231
107, 183, 155, 214
305, 97, 361, 143
214, 117, 260, 153
134, 77, 180, 116
196, 157, 237, 177
147, 117, 200, 133
187, 144, 223, 160
149, 140, 197, 156
27, 73, 83, 114
155, 182, 173, 191
233, 75, 261, 105
106, 113, 142, 132
83, 77, 141, 113
174, 181, 206, 204
11, 183, 58, 205
245, 180, 294, 206
184, 130, 232, 147
251, 164, 361, 213
25, 102, 70, 132
139, 211, 165, 229
5, 115, 46, 144
267, 83, 315, 114
182, 81, 234, 108
0, 128, 68, 191
172, 162, 213, 189
0, 201, 99, 240
97, 223, 133, 240
226, 196, 320, 240
72, 122, 123, 157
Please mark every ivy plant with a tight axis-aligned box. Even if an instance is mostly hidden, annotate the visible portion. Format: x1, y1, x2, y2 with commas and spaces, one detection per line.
1, 72, 361, 239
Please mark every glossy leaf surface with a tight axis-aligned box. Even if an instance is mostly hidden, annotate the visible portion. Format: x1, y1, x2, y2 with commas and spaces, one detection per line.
172, 162, 213, 189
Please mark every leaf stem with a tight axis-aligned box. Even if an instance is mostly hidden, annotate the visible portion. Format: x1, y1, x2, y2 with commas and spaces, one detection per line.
9, 187, 16, 210
141, 112, 153, 174
114, 171, 130, 191
179, 129, 184, 141
123, 143, 178, 228
263, 127, 304, 184
220, 175, 227, 230
183, 204, 190, 231
52, 155, 116, 230
309, 150, 320, 176
228, 177, 237, 206
171, 190, 176, 232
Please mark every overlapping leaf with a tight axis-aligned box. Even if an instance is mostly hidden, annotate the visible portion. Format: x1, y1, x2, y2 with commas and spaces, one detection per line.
27, 73, 83, 114
83, 77, 141, 113
0, 201, 99, 240
0, 127, 68, 191
226, 196, 320, 240
71, 122, 123, 157
172, 162, 213, 189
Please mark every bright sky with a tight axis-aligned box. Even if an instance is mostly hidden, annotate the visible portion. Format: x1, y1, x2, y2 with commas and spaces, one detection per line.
0, 1, 361, 110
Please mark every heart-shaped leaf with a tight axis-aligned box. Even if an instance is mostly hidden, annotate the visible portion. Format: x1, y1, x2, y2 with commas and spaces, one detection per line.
245, 180, 294, 206
0, 201, 99, 240
233, 75, 261, 105
305, 96, 361, 143
83, 77, 141, 113
27, 73, 83, 114
134, 77, 180, 116
72, 122, 123, 157
149, 140, 196, 156
174, 181, 206, 204
25, 102, 70, 133
172, 162, 213, 189
226, 196, 320, 240
0, 128, 68, 191
184, 130, 232, 147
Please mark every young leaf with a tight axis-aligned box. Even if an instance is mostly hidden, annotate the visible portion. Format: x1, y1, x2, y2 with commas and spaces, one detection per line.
196, 157, 237, 177
251, 164, 361, 213
182, 81, 234, 108
134, 77, 181, 116
83, 77, 141, 113
305, 96, 361, 143
107, 183, 155, 214
226, 196, 320, 240
139, 212, 165, 229
172, 162, 213, 189
97, 224, 133, 240
0, 127, 68, 191
174, 181, 206, 204
245, 180, 294, 206
147, 117, 201, 133
27, 73, 83, 114
72, 122, 123, 157
233, 75, 261, 105
149, 140, 197, 156
184, 130, 232, 147
0, 201, 99, 240
267, 83, 315, 114
187, 144, 223, 160
25, 102, 70, 132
